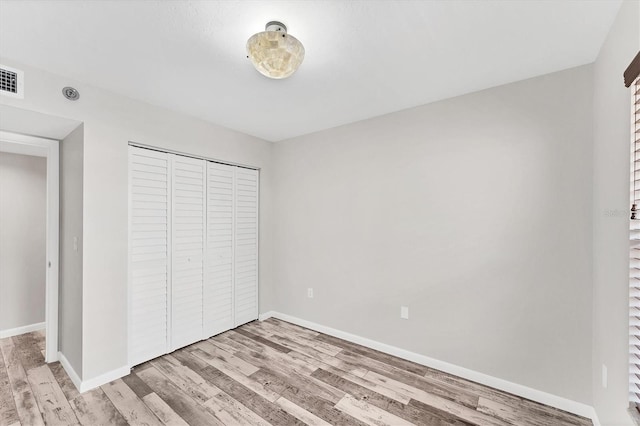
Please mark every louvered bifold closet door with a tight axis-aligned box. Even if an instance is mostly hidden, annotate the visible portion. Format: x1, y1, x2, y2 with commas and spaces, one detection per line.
171, 155, 206, 350
204, 162, 235, 337
631, 76, 640, 405
129, 147, 170, 366
234, 168, 259, 326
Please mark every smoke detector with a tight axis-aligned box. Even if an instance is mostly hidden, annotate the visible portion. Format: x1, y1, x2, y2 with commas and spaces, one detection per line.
62, 86, 80, 101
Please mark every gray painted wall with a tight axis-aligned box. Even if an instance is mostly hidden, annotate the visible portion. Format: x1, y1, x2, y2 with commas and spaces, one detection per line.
60, 124, 84, 377
592, 1, 640, 424
273, 65, 594, 404
0, 152, 46, 332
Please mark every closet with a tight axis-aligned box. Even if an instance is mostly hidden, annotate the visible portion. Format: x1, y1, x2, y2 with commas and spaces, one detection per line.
128, 145, 258, 367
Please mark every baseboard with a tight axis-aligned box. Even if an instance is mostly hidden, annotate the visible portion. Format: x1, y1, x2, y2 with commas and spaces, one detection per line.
79, 365, 130, 393
260, 311, 598, 422
58, 351, 129, 393
0, 322, 45, 339
58, 351, 82, 391
258, 311, 276, 321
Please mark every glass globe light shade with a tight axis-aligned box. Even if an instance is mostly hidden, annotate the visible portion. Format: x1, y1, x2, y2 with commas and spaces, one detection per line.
246, 22, 305, 79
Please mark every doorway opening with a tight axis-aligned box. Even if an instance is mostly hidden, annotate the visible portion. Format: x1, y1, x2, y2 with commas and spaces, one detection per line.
0, 131, 59, 363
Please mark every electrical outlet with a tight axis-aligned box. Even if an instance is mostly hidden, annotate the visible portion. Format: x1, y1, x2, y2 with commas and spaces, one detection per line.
400, 306, 409, 319
307, 288, 313, 298
602, 364, 608, 388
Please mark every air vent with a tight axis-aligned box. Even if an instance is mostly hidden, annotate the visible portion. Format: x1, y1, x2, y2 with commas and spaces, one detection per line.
0, 64, 24, 99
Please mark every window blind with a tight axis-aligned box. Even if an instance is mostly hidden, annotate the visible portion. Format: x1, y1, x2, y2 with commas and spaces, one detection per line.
630, 76, 640, 407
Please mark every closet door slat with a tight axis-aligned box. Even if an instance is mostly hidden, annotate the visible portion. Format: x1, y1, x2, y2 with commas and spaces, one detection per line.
170, 154, 205, 350
234, 168, 259, 327
129, 147, 169, 366
204, 162, 235, 337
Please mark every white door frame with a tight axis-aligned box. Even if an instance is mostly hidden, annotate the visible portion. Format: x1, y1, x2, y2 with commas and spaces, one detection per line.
0, 131, 59, 362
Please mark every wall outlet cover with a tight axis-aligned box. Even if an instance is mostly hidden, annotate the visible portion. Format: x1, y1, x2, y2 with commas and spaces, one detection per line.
400, 306, 409, 319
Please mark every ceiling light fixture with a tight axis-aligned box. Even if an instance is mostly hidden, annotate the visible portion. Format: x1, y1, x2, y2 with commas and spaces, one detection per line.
246, 21, 305, 79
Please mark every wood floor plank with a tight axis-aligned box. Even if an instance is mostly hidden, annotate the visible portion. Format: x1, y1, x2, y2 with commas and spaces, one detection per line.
69, 387, 128, 426
12, 333, 45, 372
233, 345, 347, 404
250, 320, 335, 358
0, 341, 21, 426
417, 363, 591, 425
242, 321, 276, 339
265, 318, 320, 339
250, 364, 346, 405
142, 392, 189, 426
137, 366, 224, 426
234, 327, 292, 353
33, 330, 45, 352
316, 333, 431, 377
340, 350, 480, 408
203, 391, 272, 426
181, 348, 281, 402
49, 361, 80, 401
477, 396, 548, 426
121, 371, 154, 399
335, 393, 415, 426
27, 365, 80, 426
477, 396, 590, 426
259, 323, 342, 356
415, 396, 511, 426
275, 396, 333, 426
194, 340, 260, 376
151, 355, 221, 404
101, 378, 163, 426
278, 336, 370, 377
174, 353, 305, 426
227, 330, 318, 376
1, 340, 45, 426
250, 367, 370, 426
432, 368, 590, 426
0, 336, 14, 351
362, 370, 510, 426
321, 364, 410, 404
313, 368, 474, 426
202, 333, 246, 354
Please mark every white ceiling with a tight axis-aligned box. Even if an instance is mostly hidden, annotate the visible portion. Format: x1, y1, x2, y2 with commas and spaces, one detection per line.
0, 0, 622, 142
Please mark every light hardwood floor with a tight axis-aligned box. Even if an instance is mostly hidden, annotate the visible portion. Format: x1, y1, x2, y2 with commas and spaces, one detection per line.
0, 318, 592, 426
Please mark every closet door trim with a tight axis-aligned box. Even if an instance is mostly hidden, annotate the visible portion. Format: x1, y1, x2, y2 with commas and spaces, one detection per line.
128, 141, 260, 171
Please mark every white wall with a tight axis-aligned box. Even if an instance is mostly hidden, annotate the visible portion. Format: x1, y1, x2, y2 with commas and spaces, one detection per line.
0, 58, 274, 381
273, 65, 594, 404
592, 1, 640, 424
60, 124, 84, 375
0, 152, 46, 331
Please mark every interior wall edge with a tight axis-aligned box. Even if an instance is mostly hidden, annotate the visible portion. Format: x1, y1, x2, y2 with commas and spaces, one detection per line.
58, 350, 82, 392
259, 310, 599, 421
59, 348, 130, 394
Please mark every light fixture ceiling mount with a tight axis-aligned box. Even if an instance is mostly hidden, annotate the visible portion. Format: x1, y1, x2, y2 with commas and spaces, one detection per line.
246, 20, 305, 79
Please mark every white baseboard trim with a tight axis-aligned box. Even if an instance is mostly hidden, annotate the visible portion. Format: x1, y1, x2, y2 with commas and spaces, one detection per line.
79, 365, 130, 393
58, 351, 82, 391
258, 311, 275, 321
0, 322, 45, 339
58, 351, 129, 393
260, 311, 598, 422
